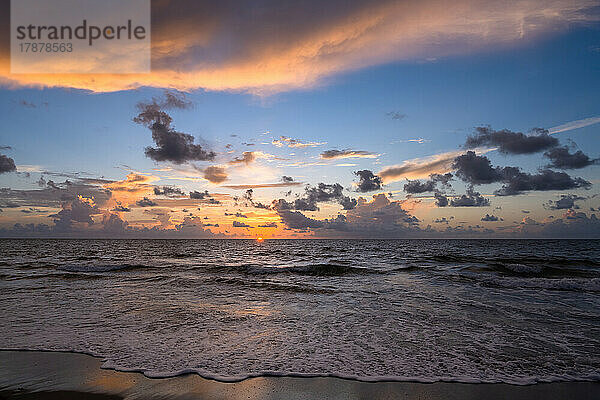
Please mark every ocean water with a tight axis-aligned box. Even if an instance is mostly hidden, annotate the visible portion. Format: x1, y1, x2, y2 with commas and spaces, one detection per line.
0, 239, 599, 385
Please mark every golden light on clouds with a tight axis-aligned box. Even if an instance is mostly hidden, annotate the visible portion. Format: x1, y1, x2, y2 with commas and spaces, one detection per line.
1, 0, 596, 93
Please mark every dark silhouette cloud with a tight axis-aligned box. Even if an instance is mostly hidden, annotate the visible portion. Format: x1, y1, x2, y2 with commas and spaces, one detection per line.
465, 127, 558, 154
277, 210, 324, 230
544, 194, 585, 210
544, 146, 599, 169
282, 176, 294, 182
112, 205, 131, 212
354, 170, 383, 192
0, 154, 16, 174
481, 214, 499, 221
154, 186, 185, 197
449, 187, 490, 207
134, 92, 215, 164
404, 173, 453, 194
258, 222, 278, 228
203, 166, 228, 183
453, 151, 503, 185
232, 221, 252, 228
136, 197, 158, 207
495, 168, 591, 196
190, 190, 211, 199
434, 192, 449, 207
273, 183, 357, 211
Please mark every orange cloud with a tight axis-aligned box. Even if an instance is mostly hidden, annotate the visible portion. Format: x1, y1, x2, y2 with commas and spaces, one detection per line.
1, 0, 595, 93
104, 173, 158, 206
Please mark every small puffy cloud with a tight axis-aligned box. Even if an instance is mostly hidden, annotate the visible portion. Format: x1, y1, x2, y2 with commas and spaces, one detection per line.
228, 151, 256, 165
233, 220, 252, 228
544, 194, 585, 210
154, 186, 185, 197
203, 166, 228, 184
449, 187, 489, 207
481, 214, 499, 222
136, 197, 158, 207
0, 154, 17, 174
354, 170, 383, 192
403, 173, 452, 194
386, 111, 406, 120
190, 190, 211, 199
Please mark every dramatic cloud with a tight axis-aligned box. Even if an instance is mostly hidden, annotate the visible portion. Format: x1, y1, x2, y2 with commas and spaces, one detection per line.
452, 151, 592, 196
134, 94, 215, 164
453, 151, 503, 185
0, 154, 16, 174
354, 170, 383, 192
403, 173, 452, 194
465, 127, 558, 154
50, 196, 100, 231
320, 150, 378, 160
2, 1, 597, 93
203, 166, 228, 184
544, 194, 585, 210
272, 136, 326, 148
544, 146, 599, 169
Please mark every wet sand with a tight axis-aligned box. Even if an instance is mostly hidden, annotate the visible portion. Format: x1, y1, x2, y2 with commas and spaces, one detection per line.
0, 351, 599, 400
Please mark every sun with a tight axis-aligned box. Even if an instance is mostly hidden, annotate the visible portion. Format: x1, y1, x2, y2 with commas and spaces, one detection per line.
256, 237, 264, 242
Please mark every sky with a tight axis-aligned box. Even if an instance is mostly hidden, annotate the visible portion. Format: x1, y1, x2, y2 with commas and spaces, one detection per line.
0, 0, 599, 238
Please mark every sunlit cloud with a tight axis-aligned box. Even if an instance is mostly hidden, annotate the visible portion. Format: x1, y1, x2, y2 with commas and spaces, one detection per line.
272, 136, 326, 148
320, 150, 379, 159
3, 0, 595, 93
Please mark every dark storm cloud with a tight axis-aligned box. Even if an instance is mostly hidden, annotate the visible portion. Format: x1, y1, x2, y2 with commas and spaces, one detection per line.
481, 214, 499, 221
464, 127, 558, 154
403, 173, 453, 194
136, 197, 158, 207
0, 154, 16, 174
544, 194, 586, 210
544, 146, 599, 169
134, 92, 215, 164
232, 221, 252, 228
494, 168, 591, 196
203, 166, 228, 183
354, 170, 383, 192
154, 186, 185, 197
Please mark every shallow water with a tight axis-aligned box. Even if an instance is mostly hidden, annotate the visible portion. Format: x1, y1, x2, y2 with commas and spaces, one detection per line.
0, 239, 599, 384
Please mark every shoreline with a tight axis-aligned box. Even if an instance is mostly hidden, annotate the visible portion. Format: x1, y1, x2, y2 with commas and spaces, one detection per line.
1, 351, 600, 400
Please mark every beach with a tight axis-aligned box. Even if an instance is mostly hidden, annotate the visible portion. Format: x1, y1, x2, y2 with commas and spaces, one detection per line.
1, 351, 599, 399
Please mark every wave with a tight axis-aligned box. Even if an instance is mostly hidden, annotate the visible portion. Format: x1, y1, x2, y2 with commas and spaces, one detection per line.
57, 264, 154, 273
203, 262, 384, 276
2, 348, 599, 386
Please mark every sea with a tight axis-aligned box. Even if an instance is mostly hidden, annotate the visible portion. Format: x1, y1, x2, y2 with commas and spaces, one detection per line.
0, 239, 599, 385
